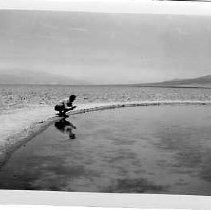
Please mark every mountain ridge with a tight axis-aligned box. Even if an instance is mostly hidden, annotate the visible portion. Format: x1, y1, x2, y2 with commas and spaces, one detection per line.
0, 69, 88, 85
135, 75, 211, 88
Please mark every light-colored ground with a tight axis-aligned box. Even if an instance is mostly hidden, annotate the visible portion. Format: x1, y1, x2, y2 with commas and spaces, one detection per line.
0, 105, 54, 142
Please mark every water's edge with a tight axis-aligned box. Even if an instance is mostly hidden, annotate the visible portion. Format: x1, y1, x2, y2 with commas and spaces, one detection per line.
1, 100, 211, 167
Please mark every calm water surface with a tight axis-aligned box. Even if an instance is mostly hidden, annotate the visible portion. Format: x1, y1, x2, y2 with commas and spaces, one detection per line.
0, 105, 211, 195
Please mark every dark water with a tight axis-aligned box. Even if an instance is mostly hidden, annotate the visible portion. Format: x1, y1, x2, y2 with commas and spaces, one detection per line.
0, 105, 211, 195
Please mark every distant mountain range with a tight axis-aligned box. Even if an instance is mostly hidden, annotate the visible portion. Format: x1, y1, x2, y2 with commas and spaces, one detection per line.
0, 70, 88, 85
1, 70, 211, 88
136, 75, 211, 88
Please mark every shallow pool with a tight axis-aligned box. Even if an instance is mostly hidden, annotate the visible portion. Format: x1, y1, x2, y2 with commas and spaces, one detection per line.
0, 105, 211, 195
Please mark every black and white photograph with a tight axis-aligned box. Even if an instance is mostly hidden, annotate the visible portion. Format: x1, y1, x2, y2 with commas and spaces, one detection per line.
1, 0, 211, 201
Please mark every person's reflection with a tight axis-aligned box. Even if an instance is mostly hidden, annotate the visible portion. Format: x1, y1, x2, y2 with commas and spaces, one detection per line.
54, 117, 76, 139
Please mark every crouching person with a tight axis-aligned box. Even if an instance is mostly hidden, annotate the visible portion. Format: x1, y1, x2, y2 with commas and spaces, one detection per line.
55, 95, 77, 116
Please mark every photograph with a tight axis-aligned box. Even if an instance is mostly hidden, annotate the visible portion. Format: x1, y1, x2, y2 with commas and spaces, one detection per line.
0, 0, 211, 199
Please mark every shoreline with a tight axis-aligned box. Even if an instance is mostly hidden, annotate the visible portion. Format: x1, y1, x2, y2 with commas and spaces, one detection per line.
1, 100, 211, 167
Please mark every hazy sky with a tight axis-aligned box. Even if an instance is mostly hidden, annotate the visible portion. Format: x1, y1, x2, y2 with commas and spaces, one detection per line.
1, 1, 211, 84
